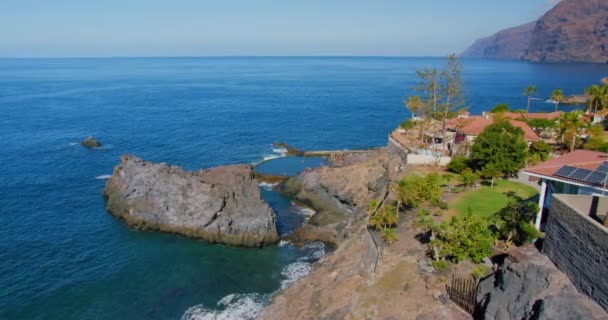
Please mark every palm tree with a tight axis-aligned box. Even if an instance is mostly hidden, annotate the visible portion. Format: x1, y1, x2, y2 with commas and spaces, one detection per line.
551, 89, 565, 112
523, 85, 536, 113
557, 110, 585, 152
585, 84, 602, 115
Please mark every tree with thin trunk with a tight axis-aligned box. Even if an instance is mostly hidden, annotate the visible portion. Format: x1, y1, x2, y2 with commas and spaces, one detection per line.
439, 53, 466, 153
585, 84, 602, 115
558, 110, 585, 152
405, 95, 428, 141
551, 89, 564, 112
480, 163, 501, 189
523, 85, 536, 113
415, 68, 442, 116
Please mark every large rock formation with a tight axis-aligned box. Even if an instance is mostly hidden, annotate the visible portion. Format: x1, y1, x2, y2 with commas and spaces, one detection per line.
463, 0, 608, 63
524, 0, 608, 63
103, 155, 279, 247
461, 22, 535, 60
280, 147, 407, 246
477, 246, 607, 319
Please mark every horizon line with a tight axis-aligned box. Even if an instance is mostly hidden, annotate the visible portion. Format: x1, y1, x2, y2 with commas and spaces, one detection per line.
0, 54, 475, 60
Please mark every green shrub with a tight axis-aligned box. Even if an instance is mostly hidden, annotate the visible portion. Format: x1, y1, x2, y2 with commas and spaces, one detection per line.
441, 213, 494, 263
493, 192, 541, 245
432, 199, 448, 210
432, 260, 449, 272
398, 173, 443, 208
381, 227, 398, 244
491, 103, 509, 113
471, 265, 489, 280
460, 168, 479, 188
447, 155, 469, 173
529, 140, 552, 162
400, 120, 416, 130
526, 118, 556, 130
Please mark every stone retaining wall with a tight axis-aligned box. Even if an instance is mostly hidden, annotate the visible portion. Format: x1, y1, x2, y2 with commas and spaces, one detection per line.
544, 194, 608, 311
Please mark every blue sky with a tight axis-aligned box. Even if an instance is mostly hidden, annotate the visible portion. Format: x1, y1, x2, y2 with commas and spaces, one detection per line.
0, 0, 559, 57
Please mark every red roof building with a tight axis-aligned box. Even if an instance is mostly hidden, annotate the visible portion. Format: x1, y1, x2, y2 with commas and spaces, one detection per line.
501, 111, 563, 121
447, 116, 540, 142
522, 150, 608, 230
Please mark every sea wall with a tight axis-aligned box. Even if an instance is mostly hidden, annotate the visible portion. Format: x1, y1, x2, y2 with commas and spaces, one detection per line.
543, 194, 608, 310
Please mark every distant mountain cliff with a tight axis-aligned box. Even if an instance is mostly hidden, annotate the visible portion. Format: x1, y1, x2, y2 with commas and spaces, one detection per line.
462, 0, 608, 63
461, 22, 535, 60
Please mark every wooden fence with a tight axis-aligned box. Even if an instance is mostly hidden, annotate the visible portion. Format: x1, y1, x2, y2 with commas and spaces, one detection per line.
446, 276, 478, 315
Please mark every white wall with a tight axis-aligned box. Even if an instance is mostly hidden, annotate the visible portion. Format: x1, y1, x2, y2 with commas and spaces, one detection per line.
407, 154, 451, 166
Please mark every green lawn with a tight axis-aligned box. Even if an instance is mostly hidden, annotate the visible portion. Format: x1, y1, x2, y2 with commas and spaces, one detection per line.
450, 180, 539, 218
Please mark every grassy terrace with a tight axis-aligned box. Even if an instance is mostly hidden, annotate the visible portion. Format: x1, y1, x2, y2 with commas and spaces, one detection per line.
448, 180, 538, 218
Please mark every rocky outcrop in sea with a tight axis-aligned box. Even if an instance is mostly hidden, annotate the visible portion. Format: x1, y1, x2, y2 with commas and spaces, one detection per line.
103, 155, 279, 247
477, 245, 607, 319
81, 136, 101, 148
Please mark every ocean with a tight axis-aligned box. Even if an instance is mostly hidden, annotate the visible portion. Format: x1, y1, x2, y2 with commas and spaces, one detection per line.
1, 57, 607, 319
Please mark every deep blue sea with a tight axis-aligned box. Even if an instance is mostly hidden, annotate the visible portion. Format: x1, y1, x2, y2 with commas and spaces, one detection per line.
1, 57, 607, 319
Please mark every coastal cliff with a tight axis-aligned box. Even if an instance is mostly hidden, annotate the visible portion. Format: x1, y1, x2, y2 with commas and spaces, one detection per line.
463, 0, 608, 63
261, 147, 470, 320
281, 147, 407, 246
461, 22, 535, 60
103, 155, 279, 247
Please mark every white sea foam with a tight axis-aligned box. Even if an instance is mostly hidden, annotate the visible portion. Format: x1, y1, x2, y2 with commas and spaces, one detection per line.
272, 147, 288, 155
298, 207, 316, 217
95, 174, 112, 180
278, 240, 290, 247
181, 293, 266, 320
262, 154, 280, 161
280, 261, 312, 290
181, 241, 326, 319
69, 142, 79, 146
258, 182, 278, 190
304, 242, 326, 260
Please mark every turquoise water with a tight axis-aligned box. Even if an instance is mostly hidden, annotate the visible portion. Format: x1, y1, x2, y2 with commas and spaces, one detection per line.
255, 156, 329, 177
1, 57, 608, 319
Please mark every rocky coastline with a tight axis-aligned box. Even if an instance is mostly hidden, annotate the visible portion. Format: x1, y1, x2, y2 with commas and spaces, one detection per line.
102, 144, 607, 319
103, 155, 279, 247
279, 146, 407, 247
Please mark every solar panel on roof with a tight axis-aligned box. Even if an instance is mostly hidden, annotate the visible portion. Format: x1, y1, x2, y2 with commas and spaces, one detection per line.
554, 165, 577, 178
584, 171, 608, 185
597, 161, 608, 173
569, 168, 593, 181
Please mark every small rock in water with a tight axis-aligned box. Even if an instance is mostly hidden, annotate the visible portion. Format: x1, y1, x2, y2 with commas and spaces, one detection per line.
81, 136, 102, 148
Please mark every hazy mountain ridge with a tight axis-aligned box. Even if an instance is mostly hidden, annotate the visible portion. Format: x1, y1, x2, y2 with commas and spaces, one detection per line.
461, 22, 535, 60
463, 0, 608, 63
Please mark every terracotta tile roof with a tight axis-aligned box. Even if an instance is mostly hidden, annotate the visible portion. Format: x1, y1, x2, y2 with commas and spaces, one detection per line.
523, 150, 608, 178
501, 111, 563, 120
447, 116, 540, 141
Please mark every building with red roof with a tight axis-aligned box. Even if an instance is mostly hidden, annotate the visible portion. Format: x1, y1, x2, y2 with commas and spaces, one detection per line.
501, 111, 563, 121
447, 115, 540, 143
523, 150, 608, 229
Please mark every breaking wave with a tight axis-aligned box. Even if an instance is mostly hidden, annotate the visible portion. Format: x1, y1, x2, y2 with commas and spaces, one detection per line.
181, 293, 267, 320
181, 241, 326, 320
258, 182, 278, 190
95, 174, 112, 180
